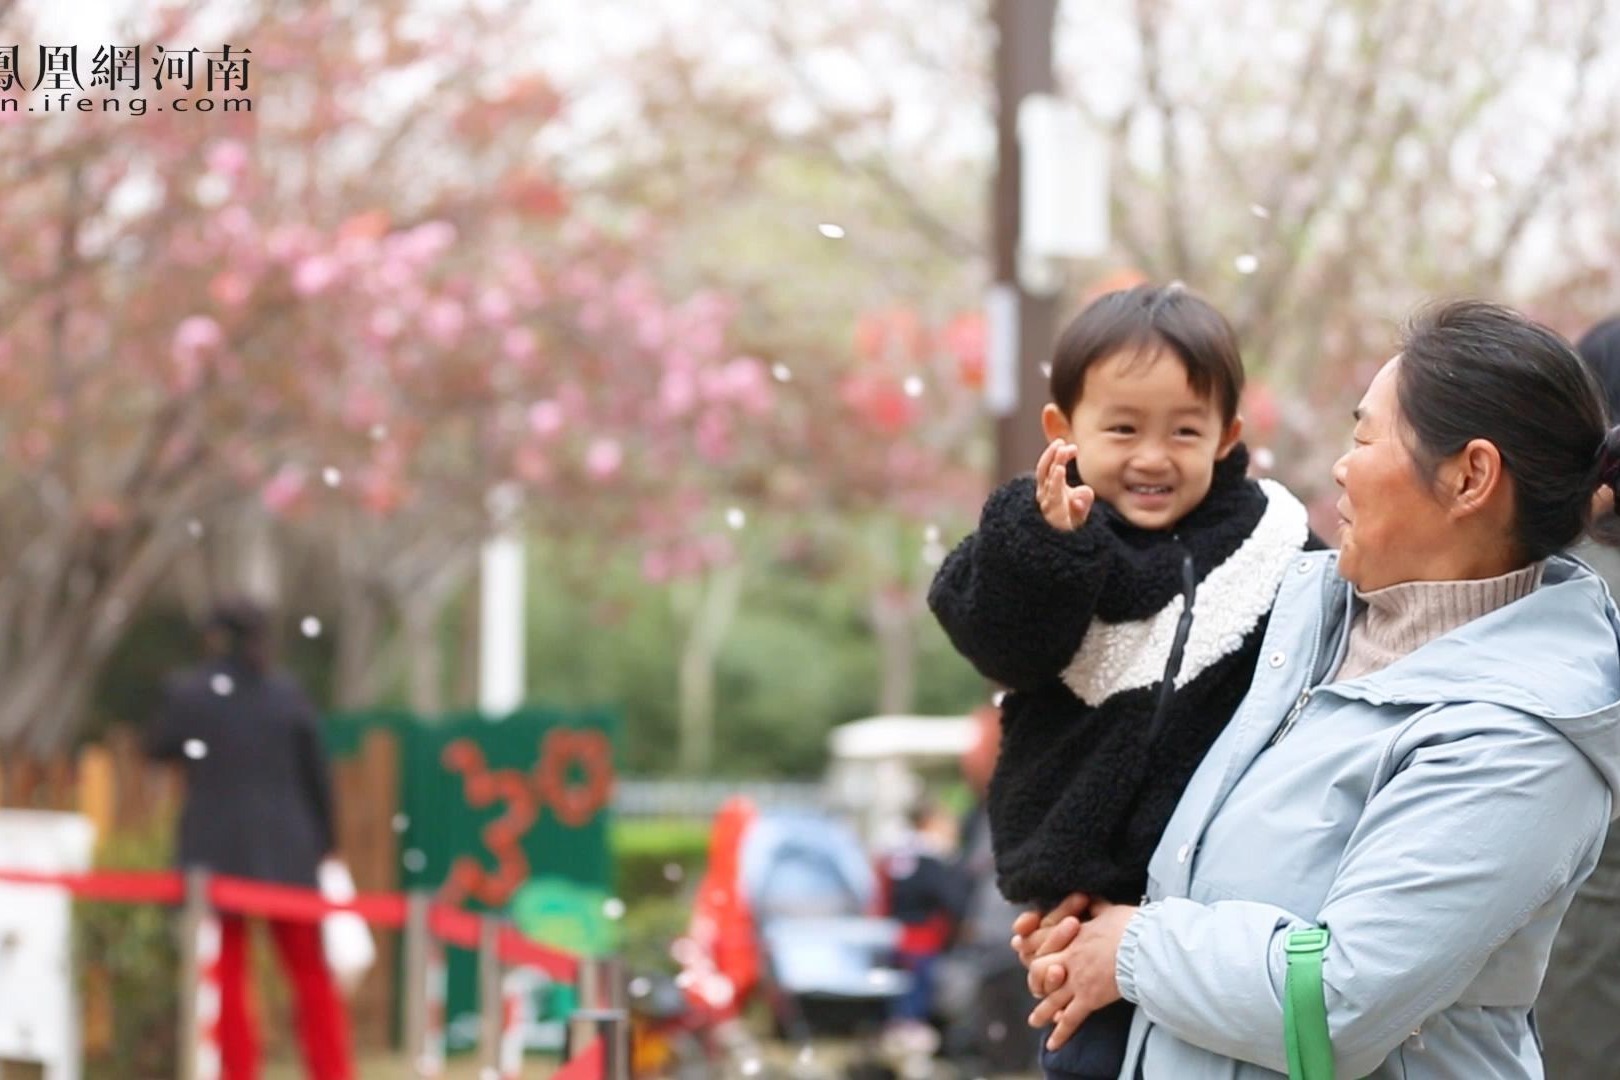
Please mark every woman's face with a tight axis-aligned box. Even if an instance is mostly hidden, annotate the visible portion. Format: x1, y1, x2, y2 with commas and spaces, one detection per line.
1332, 357, 1458, 591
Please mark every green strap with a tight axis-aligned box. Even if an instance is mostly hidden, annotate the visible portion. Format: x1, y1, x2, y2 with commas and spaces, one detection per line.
1284, 927, 1335, 1080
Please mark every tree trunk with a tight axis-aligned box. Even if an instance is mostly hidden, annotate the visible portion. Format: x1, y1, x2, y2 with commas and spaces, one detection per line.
675, 562, 745, 775
401, 597, 444, 717
869, 582, 918, 716
0, 519, 186, 754
334, 578, 387, 710
0, 605, 100, 755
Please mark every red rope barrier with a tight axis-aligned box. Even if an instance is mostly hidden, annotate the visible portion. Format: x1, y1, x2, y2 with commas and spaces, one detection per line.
0, 867, 580, 978
209, 875, 407, 929
0, 867, 184, 905
553, 1037, 604, 1080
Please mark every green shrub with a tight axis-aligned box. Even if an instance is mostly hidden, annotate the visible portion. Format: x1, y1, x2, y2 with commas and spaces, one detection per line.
613, 818, 711, 904
612, 820, 711, 977
76, 819, 178, 1080
617, 894, 692, 976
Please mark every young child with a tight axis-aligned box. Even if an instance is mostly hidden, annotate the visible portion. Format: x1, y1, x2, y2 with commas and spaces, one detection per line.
880, 798, 970, 1038
928, 283, 1319, 1079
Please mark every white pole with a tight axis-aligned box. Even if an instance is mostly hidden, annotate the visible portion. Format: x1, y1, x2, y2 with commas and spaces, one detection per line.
479, 484, 526, 718
479, 533, 526, 717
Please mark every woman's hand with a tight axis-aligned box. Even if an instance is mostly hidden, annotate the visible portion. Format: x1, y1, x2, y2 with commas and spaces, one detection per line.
1011, 892, 1089, 969
1027, 900, 1137, 1051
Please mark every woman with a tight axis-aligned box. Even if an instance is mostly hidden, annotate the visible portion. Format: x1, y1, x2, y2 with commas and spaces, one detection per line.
146, 599, 354, 1080
1013, 300, 1620, 1078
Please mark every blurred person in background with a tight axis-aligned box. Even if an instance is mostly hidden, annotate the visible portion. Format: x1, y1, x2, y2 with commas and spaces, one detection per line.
880, 794, 971, 1053
1535, 315, 1620, 1079
937, 700, 1041, 1074
146, 598, 354, 1080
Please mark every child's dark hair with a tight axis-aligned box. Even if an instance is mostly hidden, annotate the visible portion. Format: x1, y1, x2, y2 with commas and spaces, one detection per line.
907, 796, 942, 831
1049, 283, 1245, 423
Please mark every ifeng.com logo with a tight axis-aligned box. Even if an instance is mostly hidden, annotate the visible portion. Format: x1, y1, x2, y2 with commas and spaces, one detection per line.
0, 44, 252, 116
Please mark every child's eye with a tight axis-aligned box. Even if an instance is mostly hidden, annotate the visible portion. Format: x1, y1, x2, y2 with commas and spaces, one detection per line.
1176, 428, 1202, 438
1108, 425, 1135, 435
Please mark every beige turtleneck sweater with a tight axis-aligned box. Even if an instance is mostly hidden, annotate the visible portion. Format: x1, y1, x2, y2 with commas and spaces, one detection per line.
1332, 562, 1546, 682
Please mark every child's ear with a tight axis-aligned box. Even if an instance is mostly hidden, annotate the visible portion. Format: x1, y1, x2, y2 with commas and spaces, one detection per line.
1041, 404, 1073, 444
1216, 416, 1244, 458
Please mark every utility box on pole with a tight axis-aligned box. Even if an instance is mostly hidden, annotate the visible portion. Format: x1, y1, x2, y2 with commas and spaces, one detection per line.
1019, 94, 1111, 272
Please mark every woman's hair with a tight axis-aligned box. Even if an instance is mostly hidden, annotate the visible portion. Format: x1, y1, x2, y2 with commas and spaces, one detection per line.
1049, 283, 1244, 423
1397, 299, 1620, 561
206, 597, 271, 673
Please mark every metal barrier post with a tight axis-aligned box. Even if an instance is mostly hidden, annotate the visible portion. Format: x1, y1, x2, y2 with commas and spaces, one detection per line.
402, 891, 434, 1076
568, 957, 630, 1080
478, 915, 503, 1076
177, 868, 214, 1080
566, 955, 602, 1059
599, 955, 629, 1080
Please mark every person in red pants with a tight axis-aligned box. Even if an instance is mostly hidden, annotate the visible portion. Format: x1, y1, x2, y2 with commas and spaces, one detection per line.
147, 598, 355, 1079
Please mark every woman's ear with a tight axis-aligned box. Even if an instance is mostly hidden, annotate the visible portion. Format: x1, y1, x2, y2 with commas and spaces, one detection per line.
1449, 438, 1508, 518
1041, 404, 1073, 444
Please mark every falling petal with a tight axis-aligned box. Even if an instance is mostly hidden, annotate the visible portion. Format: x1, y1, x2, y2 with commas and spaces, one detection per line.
300, 616, 323, 638
725, 507, 747, 530
663, 862, 685, 883
392, 813, 410, 833
771, 363, 793, 383
817, 223, 846, 239
903, 375, 925, 398
923, 524, 940, 544
322, 466, 343, 488
1249, 204, 1270, 219
1234, 254, 1259, 275
187, 520, 204, 539
370, 424, 388, 442
402, 849, 427, 872
603, 897, 627, 920
184, 739, 208, 760
211, 673, 234, 696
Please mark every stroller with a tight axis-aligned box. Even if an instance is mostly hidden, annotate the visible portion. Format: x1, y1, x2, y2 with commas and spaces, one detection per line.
740, 808, 910, 1038
676, 800, 909, 1044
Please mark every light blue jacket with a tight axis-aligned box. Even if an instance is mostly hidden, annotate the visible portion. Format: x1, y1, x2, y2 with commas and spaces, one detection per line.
1115, 550, 1620, 1079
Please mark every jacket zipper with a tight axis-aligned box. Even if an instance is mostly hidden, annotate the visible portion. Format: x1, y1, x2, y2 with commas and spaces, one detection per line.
1264, 558, 1346, 747
1267, 689, 1312, 746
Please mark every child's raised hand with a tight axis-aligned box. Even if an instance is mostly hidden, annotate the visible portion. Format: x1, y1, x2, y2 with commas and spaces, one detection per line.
1035, 440, 1095, 531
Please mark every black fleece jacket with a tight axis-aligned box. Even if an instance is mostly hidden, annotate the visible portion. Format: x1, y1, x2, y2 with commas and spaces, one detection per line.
928, 447, 1319, 907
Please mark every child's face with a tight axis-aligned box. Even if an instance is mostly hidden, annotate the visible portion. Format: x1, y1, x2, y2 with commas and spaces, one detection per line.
1043, 348, 1242, 531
